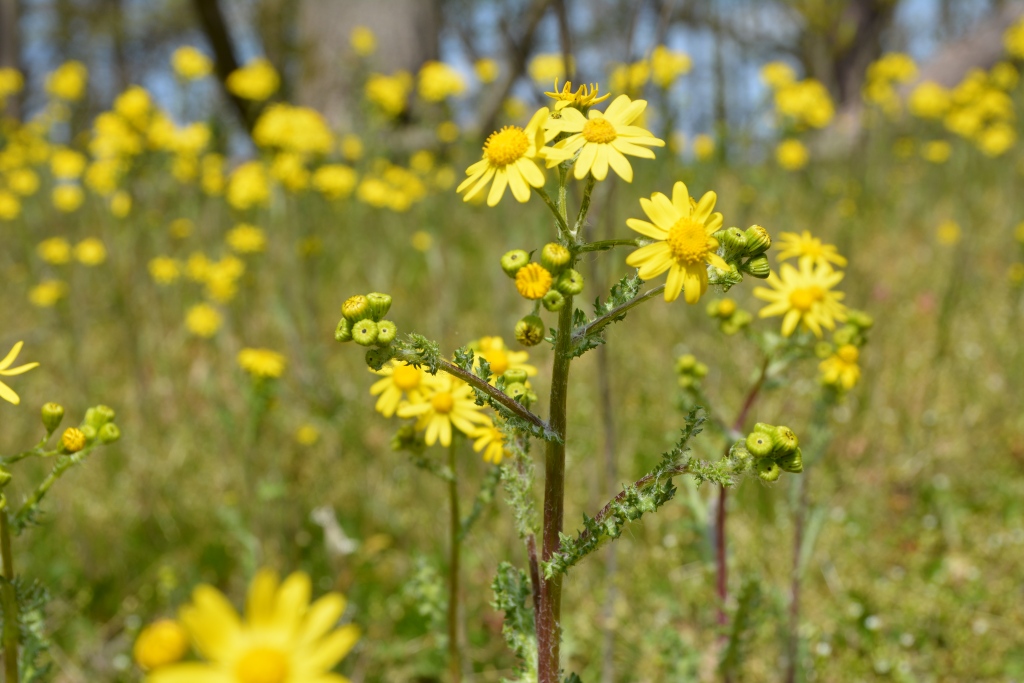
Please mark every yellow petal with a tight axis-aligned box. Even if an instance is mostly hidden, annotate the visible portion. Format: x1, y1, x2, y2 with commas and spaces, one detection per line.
625, 218, 667, 240
692, 191, 717, 223
299, 594, 347, 645
671, 181, 691, 215
246, 570, 280, 627
274, 571, 312, 632
486, 169, 508, 206
591, 146, 610, 181
0, 381, 20, 405
574, 143, 599, 180
0, 342, 23, 371
0, 362, 38, 377
515, 157, 545, 188
606, 147, 633, 182
682, 266, 703, 304
640, 194, 677, 229
506, 164, 531, 202
781, 309, 801, 336
305, 624, 361, 673
146, 663, 228, 683
665, 265, 685, 302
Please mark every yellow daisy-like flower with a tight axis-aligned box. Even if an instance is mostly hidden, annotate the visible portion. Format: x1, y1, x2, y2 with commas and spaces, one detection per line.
237, 348, 286, 379
624, 181, 727, 303
819, 344, 861, 391
226, 224, 267, 254
369, 361, 441, 418
146, 569, 359, 683
470, 422, 509, 464
546, 94, 665, 182
457, 107, 550, 206
515, 263, 553, 300
753, 260, 847, 337
186, 304, 223, 338
134, 619, 190, 671
544, 80, 611, 111
775, 231, 847, 269
472, 336, 537, 379
396, 375, 491, 447
0, 341, 39, 405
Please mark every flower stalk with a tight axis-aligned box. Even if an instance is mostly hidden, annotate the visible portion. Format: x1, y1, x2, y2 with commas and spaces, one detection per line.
448, 439, 462, 683
1, 508, 18, 683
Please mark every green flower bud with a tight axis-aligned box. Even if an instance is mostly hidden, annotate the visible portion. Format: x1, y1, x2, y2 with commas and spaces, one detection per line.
742, 255, 771, 279
85, 405, 116, 430
0, 468, 11, 487
341, 295, 369, 322
41, 402, 65, 434
744, 225, 772, 256
351, 319, 379, 346
555, 268, 585, 296
542, 289, 566, 312
694, 362, 709, 378
746, 431, 775, 458
758, 459, 782, 482
334, 317, 353, 342
503, 368, 528, 385
675, 354, 697, 373
80, 424, 98, 444
376, 320, 398, 345
678, 375, 695, 389
365, 347, 393, 370
733, 310, 752, 326
729, 441, 752, 466
98, 423, 121, 444
814, 341, 834, 359
506, 382, 528, 400
832, 326, 858, 347
500, 249, 530, 277
715, 227, 747, 253
777, 447, 803, 473
514, 315, 545, 347
540, 243, 571, 274
772, 425, 799, 455
847, 309, 874, 330
61, 427, 86, 454
753, 422, 778, 438
365, 292, 392, 321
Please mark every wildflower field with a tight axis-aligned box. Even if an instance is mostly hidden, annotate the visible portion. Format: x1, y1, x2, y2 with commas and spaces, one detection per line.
1, 2, 1024, 682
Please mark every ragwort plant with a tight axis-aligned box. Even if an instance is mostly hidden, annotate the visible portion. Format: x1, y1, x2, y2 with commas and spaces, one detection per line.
334, 82, 814, 682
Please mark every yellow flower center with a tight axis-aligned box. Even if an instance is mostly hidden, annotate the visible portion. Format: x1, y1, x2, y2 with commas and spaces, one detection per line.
515, 263, 553, 299
235, 647, 288, 683
666, 217, 711, 265
717, 298, 737, 317
789, 286, 824, 312
392, 364, 421, 391
483, 349, 510, 375
483, 126, 529, 167
837, 344, 859, 363
431, 391, 455, 414
582, 118, 617, 144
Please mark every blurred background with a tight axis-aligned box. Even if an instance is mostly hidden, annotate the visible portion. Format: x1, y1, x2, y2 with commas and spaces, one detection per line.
2, 0, 1024, 680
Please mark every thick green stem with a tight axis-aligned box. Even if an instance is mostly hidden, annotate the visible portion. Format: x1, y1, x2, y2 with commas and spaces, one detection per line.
447, 440, 461, 683
1, 510, 18, 683
537, 297, 574, 683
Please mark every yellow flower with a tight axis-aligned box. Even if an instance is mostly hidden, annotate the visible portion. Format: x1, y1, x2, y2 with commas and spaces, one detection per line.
775, 231, 847, 269
472, 336, 537, 378
149, 257, 181, 285
819, 344, 861, 391
37, 237, 72, 265
436, 121, 460, 143
227, 224, 267, 254
608, 61, 649, 94
760, 61, 796, 89
110, 190, 132, 217
172, 46, 212, 80
1009, 262, 1024, 284
270, 153, 310, 192
227, 161, 270, 210
1005, 17, 1024, 58
0, 341, 39, 405
936, 220, 961, 246
46, 61, 88, 101
170, 218, 194, 240
921, 140, 951, 164
134, 619, 189, 671
396, 374, 491, 447
470, 422, 509, 463
528, 54, 573, 84
0, 191, 20, 220
52, 184, 84, 212
515, 263, 553, 300
544, 80, 611, 111
146, 569, 359, 683
457, 107, 550, 206
0, 67, 23, 99
775, 139, 808, 171
50, 147, 87, 179
185, 304, 222, 338
7, 168, 39, 196
370, 361, 442, 418
977, 122, 1016, 157
754, 260, 847, 337
350, 25, 376, 56
74, 238, 107, 266
546, 94, 665, 182
114, 86, 152, 124
312, 165, 358, 200
202, 154, 226, 196
295, 424, 320, 446
692, 134, 715, 161
411, 231, 433, 252
226, 58, 280, 101
237, 348, 286, 379
340, 135, 363, 162
418, 61, 467, 102
650, 46, 691, 88
365, 72, 412, 117
475, 58, 499, 84
908, 81, 950, 119
774, 79, 834, 128
29, 280, 68, 308
253, 104, 333, 155
624, 181, 727, 303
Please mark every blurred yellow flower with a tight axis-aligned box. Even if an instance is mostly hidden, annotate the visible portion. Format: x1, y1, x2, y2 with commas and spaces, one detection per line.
625, 181, 727, 304
29, 280, 68, 308
0, 190, 20, 220
340, 134, 364, 161
609, 61, 650, 94
409, 150, 434, 174
295, 423, 320, 446
114, 86, 152, 124
226, 224, 267, 254
226, 161, 270, 210
776, 231, 846, 269
470, 422, 509, 464
775, 139, 809, 171
148, 257, 181, 285
226, 58, 280, 101
693, 134, 715, 161
312, 164, 358, 200
760, 61, 796, 89
908, 81, 951, 119
473, 336, 537, 378
754, 260, 847, 337
84, 158, 123, 196
0, 67, 23, 98
185, 303, 222, 338
201, 153, 225, 196
1009, 262, 1024, 284
774, 78, 834, 128
990, 61, 1019, 90
458, 107, 550, 206
146, 570, 358, 683
370, 360, 442, 418
475, 58, 499, 83
171, 46, 212, 80
350, 25, 377, 56
74, 238, 107, 266
52, 184, 84, 212
110, 190, 132, 217
411, 230, 433, 251
237, 348, 286, 378
50, 147, 87, 179
397, 374, 491, 447
37, 237, 72, 264
1015, 222, 1024, 243
7, 168, 39, 196
936, 220, 961, 246
1004, 16, 1024, 58
977, 123, 1016, 157
169, 218, 194, 239
436, 120, 460, 143
528, 53, 573, 84
270, 153, 310, 192
418, 61, 467, 102
921, 140, 951, 164
365, 72, 412, 117
133, 619, 189, 671
253, 104, 333, 155
819, 344, 861, 391
46, 60, 88, 101
650, 46, 691, 88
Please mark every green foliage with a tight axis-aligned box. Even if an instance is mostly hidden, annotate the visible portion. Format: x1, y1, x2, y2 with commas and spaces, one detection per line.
403, 557, 447, 636
567, 274, 645, 358
458, 464, 502, 541
720, 578, 765, 680
490, 562, 537, 682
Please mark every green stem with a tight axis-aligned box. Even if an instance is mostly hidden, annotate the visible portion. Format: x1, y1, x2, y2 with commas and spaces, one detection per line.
576, 238, 642, 254
447, 440, 462, 683
573, 176, 597, 236
16, 449, 92, 525
1, 509, 18, 683
533, 187, 570, 239
573, 284, 666, 341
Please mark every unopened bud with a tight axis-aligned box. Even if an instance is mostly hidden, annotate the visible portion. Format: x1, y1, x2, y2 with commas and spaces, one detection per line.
744, 225, 771, 256
772, 425, 799, 455
341, 295, 369, 322
500, 249, 530, 277
41, 402, 65, 434
555, 268, 584, 296
506, 382, 528, 400
847, 309, 874, 330
334, 317, 353, 342
80, 424, 98, 444
85, 405, 116, 429
503, 368, 528, 384
542, 289, 565, 311
376, 320, 398, 345
746, 430, 774, 458
675, 354, 697, 373
758, 460, 782, 482
98, 423, 121, 444
832, 326, 857, 347
742, 255, 771, 279
61, 427, 87, 454
514, 315, 545, 347
540, 243, 571, 274
814, 341, 834, 359
365, 292, 392, 321
777, 447, 803, 473
715, 227, 747, 253
365, 347, 392, 370
351, 319, 379, 346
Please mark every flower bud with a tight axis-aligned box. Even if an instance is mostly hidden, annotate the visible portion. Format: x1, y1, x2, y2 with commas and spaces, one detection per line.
832, 326, 857, 347
41, 402, 65, 434
351, 319, 379, 346
753, 423, 778, 438
514, 315, 545, 347
365, 347, 392, 370
742, 255, 771, 279
80, 424, 98, 444
744, 225, 772, 256
746, 430, 774, 458
777, 447, 803, 473
365, 292, 392, 321
772, 425, 799, 455
675, 354, 697, 373
376, 320, 398, 345
694, 361, 709, 378
503, 368, 528, 384
555, 268, 584, 296
500, 249, 530, 277
61, 427, 86, 454
334, 317, 353, 342
846, 309, 874, 330
814, 341, 833, 359
341, 295, 369, 322
717, 298, 737, 318
85, 405, 116, 429
542, 289, 565, 311
540, 243, 571, 274
515, 263, 553, 299
758, 459, 782, 482
99, 423, 121, 444
715, 227, 747, 253
506, 382, 528, 400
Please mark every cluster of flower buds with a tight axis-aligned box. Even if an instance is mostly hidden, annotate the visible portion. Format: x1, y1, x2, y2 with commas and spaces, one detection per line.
47, 402, 122, 454
674, 354, 708, 389
501, 243, 585, 347
500, 367, 538, 406
335, 293, 398, 347
705, 297, 753, 335
815, 309, 872, 393
730, 422, 802, 482
713, 225, 773, 280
